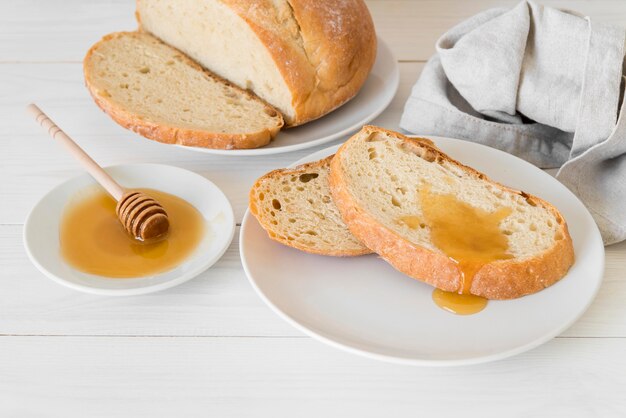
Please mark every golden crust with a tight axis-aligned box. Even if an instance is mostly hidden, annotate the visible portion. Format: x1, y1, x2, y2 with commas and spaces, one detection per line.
249, 156, 371, 257
212, 0, 377, 126
329, 126, 575, 300
83, 32, 283, 150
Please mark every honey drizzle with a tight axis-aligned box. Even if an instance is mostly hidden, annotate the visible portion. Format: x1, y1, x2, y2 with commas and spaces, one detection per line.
400, 187, 513, 315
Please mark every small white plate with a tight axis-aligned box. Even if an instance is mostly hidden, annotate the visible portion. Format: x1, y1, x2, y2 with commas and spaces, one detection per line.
175, 37, 399, 156
24, 164, 235, 296
240, 138, 605, 366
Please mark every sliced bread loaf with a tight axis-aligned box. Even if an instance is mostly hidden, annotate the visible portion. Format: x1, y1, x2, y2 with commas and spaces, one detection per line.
249, 156, 370, 256
136, 0, 377, 126
329, 126, 575, 299
84, 32, 284, 149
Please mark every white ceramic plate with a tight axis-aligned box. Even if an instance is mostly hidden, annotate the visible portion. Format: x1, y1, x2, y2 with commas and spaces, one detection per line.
175, 37, 399, 156
240, 138, 605, 366
24, 164, 235, 296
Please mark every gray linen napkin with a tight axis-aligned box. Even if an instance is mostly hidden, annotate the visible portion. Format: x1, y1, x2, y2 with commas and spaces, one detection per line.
400, 0, 626, 245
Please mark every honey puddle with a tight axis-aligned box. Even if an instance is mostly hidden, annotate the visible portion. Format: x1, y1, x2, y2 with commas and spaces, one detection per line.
401, 187, 513, 315
431, 288, 488, 315
60, 187, 205, 278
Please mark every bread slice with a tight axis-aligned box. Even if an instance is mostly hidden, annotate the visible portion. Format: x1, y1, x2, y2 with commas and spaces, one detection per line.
84, 32, 284, 149
329, 126, 575, 299
136, 0, 376, 126
249, 156, 370, 256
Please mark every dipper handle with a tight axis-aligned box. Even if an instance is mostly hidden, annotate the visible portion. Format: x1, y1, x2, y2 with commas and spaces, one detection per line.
26, 103, 125, 201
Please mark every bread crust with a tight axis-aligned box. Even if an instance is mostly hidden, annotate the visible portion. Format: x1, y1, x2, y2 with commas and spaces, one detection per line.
329, 126, 575, 300
289, 0, 377, 125
249, 156, 371, 256
83, 32, 283, 150
137, 0, 377, 127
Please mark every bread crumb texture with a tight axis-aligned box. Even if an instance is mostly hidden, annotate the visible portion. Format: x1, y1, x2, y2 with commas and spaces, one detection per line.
249, 157, 370, 256
84, 32, 283, 149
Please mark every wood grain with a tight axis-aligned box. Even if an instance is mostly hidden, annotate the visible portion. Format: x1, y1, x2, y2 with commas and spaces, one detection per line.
2, 224, 625, 337
1, 0, 625, 62
367, 0, 626, 61
1, 336, 625, 417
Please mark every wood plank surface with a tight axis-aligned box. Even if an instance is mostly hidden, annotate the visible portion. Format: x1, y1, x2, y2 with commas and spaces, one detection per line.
1, 336, 625, 417
1, 0, 626, 416
2, 0, 625, 63
2, 224, 625, 338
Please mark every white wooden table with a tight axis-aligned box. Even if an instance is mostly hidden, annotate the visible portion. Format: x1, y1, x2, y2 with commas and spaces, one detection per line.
2, 1, 626, 416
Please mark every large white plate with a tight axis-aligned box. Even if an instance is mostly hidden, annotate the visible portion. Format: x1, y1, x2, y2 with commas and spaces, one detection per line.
175, 37, 399, 156
24, 164, 235, 296
240, 138, 605, 366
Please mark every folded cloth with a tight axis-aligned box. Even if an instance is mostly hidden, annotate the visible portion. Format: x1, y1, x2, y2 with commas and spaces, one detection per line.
400, 0, 626, 245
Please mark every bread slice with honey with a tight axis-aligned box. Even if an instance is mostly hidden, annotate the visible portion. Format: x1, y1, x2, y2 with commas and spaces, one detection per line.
249, 156, 370, 256
84, 32, 283, 150
329, 126, 575, 299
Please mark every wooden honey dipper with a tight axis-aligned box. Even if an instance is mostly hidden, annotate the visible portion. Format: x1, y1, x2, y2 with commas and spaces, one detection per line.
27, 104, 170, 242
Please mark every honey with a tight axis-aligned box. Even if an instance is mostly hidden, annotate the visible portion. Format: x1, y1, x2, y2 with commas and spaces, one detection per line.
398, 216, 425, 230
402, 187, 513, 315
60, 187, 205, 278
431, 288, 488, 315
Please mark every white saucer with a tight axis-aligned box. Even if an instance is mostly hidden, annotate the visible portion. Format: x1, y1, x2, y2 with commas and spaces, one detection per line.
175, 37, 399, 156
240, 138, 605, 366
24, 164, 235, 296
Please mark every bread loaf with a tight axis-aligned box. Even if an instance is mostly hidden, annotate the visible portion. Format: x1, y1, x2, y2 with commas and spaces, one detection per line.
329, 126, 575, 299
84, 32, 283, 149
136, 0, 377, 126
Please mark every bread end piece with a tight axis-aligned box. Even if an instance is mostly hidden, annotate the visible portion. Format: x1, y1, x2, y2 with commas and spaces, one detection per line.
250, 156, 370, 256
